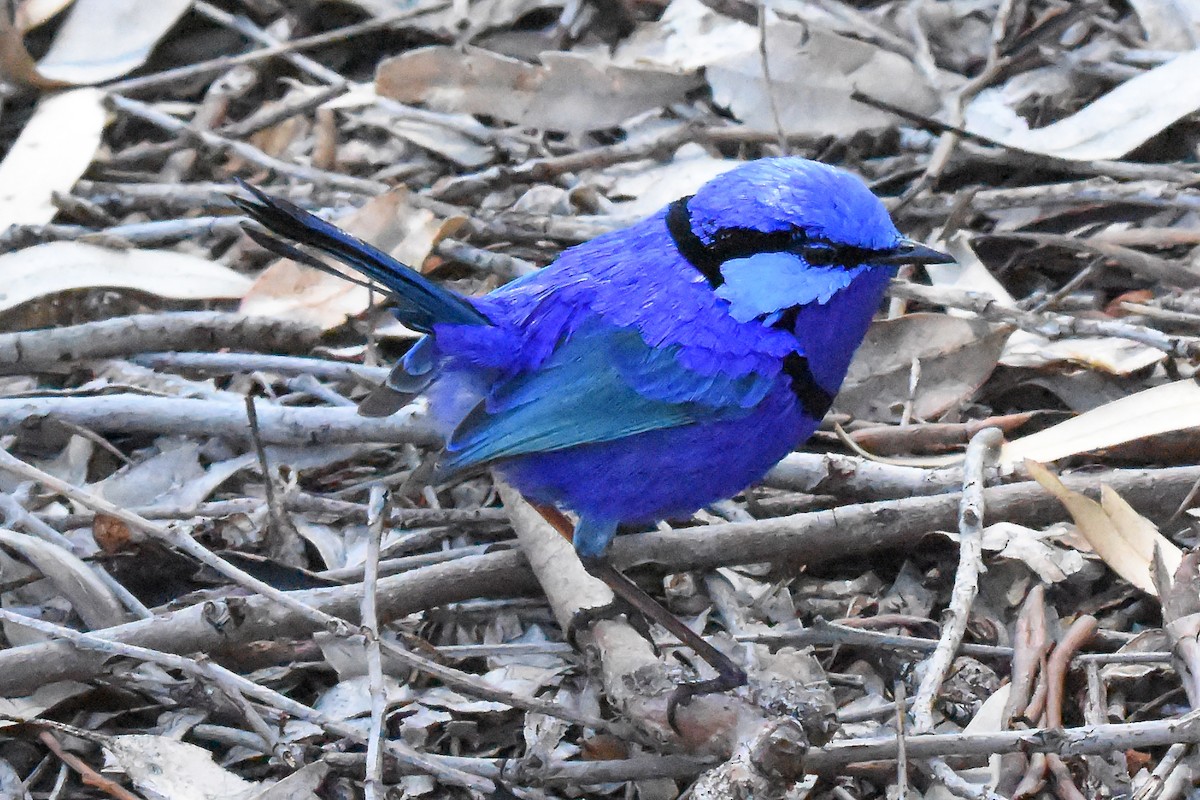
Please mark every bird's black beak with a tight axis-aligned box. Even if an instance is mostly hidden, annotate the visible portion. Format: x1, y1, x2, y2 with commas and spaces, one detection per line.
875, 239, 955, 266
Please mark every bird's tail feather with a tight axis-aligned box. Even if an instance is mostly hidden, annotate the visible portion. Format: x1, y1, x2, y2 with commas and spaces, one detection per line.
231, 181, 490, 333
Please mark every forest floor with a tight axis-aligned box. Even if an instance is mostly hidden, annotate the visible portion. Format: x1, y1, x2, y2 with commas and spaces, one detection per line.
3, 1, 1200, 798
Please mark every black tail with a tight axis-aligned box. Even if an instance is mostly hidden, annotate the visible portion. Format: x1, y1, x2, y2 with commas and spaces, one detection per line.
231, 181, 490, 333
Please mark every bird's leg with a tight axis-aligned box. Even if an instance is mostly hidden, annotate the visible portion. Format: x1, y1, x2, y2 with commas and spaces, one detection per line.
529, 504, 656, 648
577, 555, 748, 729
529, 504, 748, 725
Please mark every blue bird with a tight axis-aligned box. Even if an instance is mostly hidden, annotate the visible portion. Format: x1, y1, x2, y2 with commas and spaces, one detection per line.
235, 158, 951, 710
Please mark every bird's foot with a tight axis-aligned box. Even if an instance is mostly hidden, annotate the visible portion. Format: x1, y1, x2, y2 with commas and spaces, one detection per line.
566, 595, 658, 652
667, 661, 749, 732
577, 554, 750, 734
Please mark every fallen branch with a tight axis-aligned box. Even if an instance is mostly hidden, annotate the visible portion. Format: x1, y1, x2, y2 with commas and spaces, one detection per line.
0, 395, 441, 447
0, 465, 1195, 695
0, 312, 320, 368
324, 710, 1200, 781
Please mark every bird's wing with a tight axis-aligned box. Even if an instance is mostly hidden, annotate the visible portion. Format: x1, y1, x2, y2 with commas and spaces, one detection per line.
436, 322, 776, 477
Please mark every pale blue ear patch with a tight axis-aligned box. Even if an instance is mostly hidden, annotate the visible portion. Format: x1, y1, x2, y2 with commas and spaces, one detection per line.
715, 251, 868, 323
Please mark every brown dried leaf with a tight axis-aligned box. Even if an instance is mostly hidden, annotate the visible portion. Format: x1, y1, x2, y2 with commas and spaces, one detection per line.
1025, 460, 1181, 596
0, 6, 65, 87
239, 188, 442, 330
837, 313, 1009, 422
376, 46, 701, 133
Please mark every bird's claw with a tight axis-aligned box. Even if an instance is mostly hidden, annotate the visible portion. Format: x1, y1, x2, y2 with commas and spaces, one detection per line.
666, 665, 749, 733
567, 597, 658, 652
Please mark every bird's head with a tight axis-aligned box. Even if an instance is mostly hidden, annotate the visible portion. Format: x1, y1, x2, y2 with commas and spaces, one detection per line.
665, 157, 953, 321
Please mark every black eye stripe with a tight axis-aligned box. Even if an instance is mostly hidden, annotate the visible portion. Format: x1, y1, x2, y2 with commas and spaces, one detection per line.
666, 195, 876, 288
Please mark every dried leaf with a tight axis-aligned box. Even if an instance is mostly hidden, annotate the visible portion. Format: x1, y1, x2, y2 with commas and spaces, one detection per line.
247, 762, 325, 800
283, 674, 411, 742
0, 242, 253, 310
838, 313, 1009, 422
605, 143, 738, 216
973, 522, 1087, 584
926, 233, 1016, 307
965, 49, 1200, 161
1101, 629, 1171, 681
1128, 0, 1200, 50
34, 0, 190, 84
330, 83, 495, 168
376, 46, 702, 133
0, 88, 105, 227
999, 332, 1166, 374
613, 0, 760, 71
102, 735, 261, 800
0, 681, 90, 728
240, 188, 441, 329
0, 529, 129, 629
1025, 460, 1181, 596
706, 21, 943, 137
1001, 379, 1200, 467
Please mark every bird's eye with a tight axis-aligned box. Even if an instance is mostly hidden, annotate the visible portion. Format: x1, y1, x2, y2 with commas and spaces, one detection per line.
799, 242, 839, 266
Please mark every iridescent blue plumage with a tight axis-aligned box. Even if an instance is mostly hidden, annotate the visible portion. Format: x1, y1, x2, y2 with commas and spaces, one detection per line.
235, 158, 951, 559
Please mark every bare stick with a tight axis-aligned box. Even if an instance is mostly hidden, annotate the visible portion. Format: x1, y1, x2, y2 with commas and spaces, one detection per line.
0, 448, 610, 734
104, 3, 450, 94
0, 609, 492, 793
889, 280, 1200, 359
132, 352, 389, 383
912, 428, 1003, 732
0, 608, 277, 752
363, 488, 388, 800
330, 710, 1200, 779
0, 465, 1196, 695
106, 95, 386, 196
0, 312, 320, 367
244, 396, 305, 567
0, 396, 442, 447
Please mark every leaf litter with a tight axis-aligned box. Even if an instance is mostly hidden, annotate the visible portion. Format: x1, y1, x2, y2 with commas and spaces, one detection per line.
2, 1, 1200, 798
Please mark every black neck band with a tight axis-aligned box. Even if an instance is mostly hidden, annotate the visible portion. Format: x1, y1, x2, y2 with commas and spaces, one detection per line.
771, 307, 835, 417
782, 353, 835, 419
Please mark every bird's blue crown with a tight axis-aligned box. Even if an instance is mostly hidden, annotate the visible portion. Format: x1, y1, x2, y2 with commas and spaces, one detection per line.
686, 157, 903, 254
